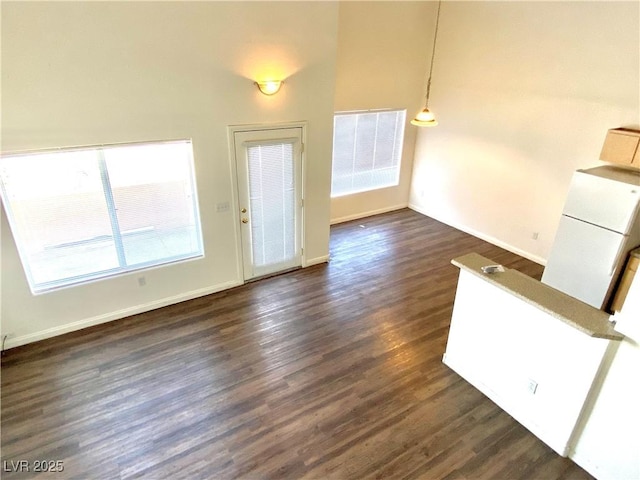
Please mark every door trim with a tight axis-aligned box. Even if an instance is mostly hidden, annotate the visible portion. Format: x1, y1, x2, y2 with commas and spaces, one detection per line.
227, 121, 307, 283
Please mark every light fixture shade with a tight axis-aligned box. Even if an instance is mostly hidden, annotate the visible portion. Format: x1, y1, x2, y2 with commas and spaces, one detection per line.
410, 108, 438, 127
255, 80, 283, 96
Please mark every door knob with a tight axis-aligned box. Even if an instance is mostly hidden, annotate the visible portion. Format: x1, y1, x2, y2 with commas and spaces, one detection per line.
242, 218, 249, 224
241, 208, 247, 213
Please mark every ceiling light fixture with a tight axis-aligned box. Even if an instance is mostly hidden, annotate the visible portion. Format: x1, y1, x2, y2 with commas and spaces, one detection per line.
411, 0, 442, 127
255, 80, 283, 96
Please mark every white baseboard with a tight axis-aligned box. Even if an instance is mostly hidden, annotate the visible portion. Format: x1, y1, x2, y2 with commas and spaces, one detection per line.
409, 203, 546, 266
303, 255, 330, 267
4, 280, 243, 350
568, 449, 604, 480
330, 203, 408, 225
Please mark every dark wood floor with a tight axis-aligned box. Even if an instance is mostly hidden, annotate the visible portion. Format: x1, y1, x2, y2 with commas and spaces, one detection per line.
1, 209, 593, 480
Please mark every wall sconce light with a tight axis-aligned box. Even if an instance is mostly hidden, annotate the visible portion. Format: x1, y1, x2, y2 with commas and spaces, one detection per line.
255, 80, 283, 96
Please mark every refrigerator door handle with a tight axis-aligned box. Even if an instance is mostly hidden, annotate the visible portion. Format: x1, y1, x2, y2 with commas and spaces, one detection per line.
610, 241, 626, 276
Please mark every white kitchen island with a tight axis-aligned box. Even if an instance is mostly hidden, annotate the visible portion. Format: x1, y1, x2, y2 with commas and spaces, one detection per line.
443, 253, 623, 457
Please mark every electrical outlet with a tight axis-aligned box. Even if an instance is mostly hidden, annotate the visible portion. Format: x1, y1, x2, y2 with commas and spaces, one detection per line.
138, 276, 146, 287
532, 232, 539, 240
527, 379, 538, 395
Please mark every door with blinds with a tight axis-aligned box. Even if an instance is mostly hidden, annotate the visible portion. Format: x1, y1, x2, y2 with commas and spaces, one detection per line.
234, 127, 303, 280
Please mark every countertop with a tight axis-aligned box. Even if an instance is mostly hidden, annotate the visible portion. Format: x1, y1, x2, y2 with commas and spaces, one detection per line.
451, 253, 623, 341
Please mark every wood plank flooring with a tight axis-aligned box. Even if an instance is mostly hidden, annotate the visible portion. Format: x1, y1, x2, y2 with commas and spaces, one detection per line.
1, 209, 593, 479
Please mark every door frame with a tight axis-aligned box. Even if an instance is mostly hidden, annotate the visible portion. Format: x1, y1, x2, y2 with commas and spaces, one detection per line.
227, 121, 307, 283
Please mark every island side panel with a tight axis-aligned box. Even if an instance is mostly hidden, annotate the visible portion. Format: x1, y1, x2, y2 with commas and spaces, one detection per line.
443, 269, 610, 456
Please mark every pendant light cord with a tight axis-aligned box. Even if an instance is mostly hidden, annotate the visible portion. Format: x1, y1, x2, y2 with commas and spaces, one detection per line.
425, 0, 442, 107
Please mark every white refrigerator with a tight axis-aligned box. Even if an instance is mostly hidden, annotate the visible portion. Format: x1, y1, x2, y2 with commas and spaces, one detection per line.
541, 166, 640, 311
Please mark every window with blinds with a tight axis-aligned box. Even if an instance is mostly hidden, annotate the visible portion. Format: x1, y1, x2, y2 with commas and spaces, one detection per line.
0, 140, 203, 294
331, 109, 406, 197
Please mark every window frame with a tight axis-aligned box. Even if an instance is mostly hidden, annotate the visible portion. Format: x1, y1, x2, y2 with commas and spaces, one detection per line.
331, 108, 407, 198
0, 139, 204, 294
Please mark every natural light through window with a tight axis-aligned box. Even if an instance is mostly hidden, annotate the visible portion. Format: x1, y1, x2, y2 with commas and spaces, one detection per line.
0, 140, 203, 294
331, 109, 406, 197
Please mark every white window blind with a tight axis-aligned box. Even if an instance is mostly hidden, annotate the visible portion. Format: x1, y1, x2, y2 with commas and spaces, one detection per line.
0, 140, 203, 294
247, 142, 296, 268
331, 109, 406, 197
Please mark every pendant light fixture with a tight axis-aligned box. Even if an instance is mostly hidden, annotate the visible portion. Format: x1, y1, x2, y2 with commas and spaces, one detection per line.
411, 0, 442, 127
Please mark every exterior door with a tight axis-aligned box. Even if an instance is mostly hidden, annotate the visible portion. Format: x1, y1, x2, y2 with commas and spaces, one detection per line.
234, 127, 303, 280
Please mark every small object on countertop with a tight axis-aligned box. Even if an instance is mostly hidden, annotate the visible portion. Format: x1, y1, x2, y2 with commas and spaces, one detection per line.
481, 264, 505, 274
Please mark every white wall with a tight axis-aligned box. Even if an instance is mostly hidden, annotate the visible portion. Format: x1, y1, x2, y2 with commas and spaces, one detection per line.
409, 1, 640, 263
0, 2, 338, 347
330, 1, 434, 224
